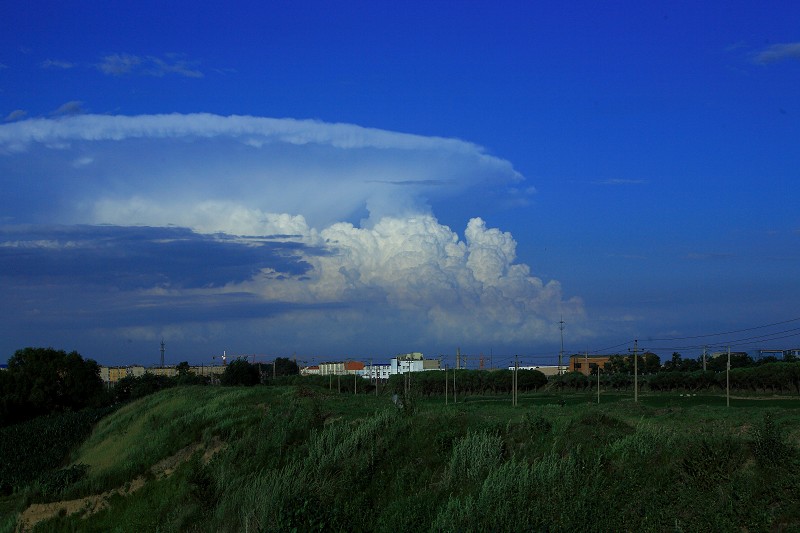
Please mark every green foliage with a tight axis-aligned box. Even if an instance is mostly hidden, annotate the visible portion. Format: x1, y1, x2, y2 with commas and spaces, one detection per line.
219, 359, 260, 386
0, 406, 114, 494
6, 384, 800, 532
444, 431, 504, 488
394, 387, 418, 416
681, 433, 746, 490
0, 347, 106, 426
751, 411, 793, 468
523, 411, 552, 435
662, 352, 701, 372
113, 373, 177, 402
387, 368, 546, 397
271, 356, 300, 377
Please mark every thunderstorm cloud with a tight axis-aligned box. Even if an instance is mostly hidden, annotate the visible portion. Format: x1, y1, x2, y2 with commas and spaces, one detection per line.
0, 114, 581, 358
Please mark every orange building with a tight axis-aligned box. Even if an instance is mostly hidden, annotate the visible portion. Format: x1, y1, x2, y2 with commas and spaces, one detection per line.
568, 354, 611, 376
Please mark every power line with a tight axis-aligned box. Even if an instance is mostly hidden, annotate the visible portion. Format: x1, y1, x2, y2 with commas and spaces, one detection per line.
645, 327, 800, 353
644, 316, 800, 342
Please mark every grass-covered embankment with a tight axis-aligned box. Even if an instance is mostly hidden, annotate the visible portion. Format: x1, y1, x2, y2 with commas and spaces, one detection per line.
6, 385, 800, 532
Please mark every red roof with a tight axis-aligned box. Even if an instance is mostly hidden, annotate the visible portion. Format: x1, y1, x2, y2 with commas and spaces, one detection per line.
344, 361, 365, 371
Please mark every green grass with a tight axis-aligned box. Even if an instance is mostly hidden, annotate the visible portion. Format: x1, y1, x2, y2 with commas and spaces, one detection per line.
5, 384, 798, 532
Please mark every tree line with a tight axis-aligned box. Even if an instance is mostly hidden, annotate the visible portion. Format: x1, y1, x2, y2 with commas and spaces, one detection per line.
3, 347, 798, 428
0, 348, 301, 427
554, 350, 800, 394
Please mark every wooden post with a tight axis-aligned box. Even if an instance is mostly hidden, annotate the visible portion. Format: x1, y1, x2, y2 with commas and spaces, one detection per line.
445, 365, 448, 405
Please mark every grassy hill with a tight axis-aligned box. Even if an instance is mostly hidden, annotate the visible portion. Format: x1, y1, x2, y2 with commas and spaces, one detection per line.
4, 385, 800, 532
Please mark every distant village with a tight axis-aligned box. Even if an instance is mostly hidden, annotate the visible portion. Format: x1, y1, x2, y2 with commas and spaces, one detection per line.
92, 351, 556, 386
86, 347, 800, 386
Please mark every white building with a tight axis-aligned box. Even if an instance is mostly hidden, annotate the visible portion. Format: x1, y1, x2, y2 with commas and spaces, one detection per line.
507, 365, 564, 377
362, 363, 392, 381
389, 353, 441, 374
300, 365, 320, 376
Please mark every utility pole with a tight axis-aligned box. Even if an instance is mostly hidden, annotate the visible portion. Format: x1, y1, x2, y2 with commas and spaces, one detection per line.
703, 346, 707, 372
453, 364, 457, 404
337, 373, 341, 393
633, 339, 639, 403
513, 355, 519, 407
727, 346, 731, 408
445, 365, 448, 405
354, 372, 357, 395
559, 316, 565, 375
160, 339, 165, 368
597, 367, 601, 404
456, 347, 461, 370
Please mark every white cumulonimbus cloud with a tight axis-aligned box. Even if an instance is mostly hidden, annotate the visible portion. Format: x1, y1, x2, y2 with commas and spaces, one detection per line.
0, 113, 524, 229
0, 113, 583, 351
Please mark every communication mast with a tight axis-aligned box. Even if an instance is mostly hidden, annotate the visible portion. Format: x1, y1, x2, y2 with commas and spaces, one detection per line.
160, 339, 165, 368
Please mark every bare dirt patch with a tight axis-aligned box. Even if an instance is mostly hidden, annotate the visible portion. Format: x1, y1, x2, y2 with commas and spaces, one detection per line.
15, 439, 225, 532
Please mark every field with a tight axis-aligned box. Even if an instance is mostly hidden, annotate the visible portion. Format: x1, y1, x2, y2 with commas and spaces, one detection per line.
2, 384, 799, 532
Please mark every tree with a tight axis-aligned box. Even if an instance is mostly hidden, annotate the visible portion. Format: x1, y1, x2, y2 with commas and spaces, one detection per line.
706, 351, 754, 372
273, 357, 300, 377
606, 353, 660, 374
113, 373, 176, 402
641, 352, 661, 374
663, 352, 684, 372
176, 361, 191, 376
220, 359, 260, 386
1, 347, 105, 425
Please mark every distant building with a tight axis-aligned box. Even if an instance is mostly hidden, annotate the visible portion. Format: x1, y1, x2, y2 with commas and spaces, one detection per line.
300, 365, 320, 376
758, 349, 785, 360
99, 365, 145, 384
318, 361, 366, 376
98, 364, 224, 384
507, 365, 563, 377
389, 353, 440, 374
568, 355, 611, 376
149, 366, 178, 378
363, 363, 391, 381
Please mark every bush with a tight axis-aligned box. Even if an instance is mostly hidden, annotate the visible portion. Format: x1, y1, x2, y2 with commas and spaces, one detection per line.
751, 412, 792, 468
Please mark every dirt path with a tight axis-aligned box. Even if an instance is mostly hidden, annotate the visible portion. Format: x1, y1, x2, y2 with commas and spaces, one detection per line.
16, 438, 225, 532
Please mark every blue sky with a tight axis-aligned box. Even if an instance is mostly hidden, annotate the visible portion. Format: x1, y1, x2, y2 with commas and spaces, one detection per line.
1, 1, 799, 367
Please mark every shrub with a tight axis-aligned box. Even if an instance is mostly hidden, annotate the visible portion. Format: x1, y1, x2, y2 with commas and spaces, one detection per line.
751, 412, 792, 468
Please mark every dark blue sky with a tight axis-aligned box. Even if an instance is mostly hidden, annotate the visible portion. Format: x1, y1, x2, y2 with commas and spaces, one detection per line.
1, 1, 799, 366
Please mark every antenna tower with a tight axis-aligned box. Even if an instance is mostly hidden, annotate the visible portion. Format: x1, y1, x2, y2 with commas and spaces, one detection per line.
160, 339, 165, 368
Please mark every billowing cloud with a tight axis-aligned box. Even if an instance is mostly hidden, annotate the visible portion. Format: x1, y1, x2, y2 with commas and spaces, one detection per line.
0, 113, 581, 359
753, 42, 800, 64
